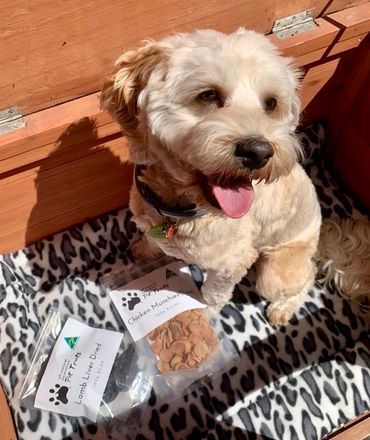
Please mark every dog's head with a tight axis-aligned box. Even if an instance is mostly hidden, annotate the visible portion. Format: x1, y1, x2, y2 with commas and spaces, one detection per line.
101, 29, 302, 218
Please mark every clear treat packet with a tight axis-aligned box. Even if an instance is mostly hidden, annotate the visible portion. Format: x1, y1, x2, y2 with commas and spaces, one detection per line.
101, 256, 239, 401
15, 308, 151, 439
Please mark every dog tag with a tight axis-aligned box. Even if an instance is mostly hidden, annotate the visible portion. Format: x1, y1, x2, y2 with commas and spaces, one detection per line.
149, 224, 167, 239
149, 223, 177, 239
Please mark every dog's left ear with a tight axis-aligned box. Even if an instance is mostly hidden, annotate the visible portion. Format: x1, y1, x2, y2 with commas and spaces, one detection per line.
287, 66, 302, 129
100, 42, 166, 143
290, 90, 301, 128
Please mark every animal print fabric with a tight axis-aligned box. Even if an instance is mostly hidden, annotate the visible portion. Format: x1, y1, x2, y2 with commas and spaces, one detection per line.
0, 123, 369, 440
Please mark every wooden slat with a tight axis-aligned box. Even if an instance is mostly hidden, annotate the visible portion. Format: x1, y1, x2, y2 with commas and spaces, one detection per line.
300, 57, 343, 108
269, 18, 339, 59
0, 0, 366, 116
328, 35, 370, 142
354, 86, 370, 144
0, 92, 104, 146
2, 189, 130, 250
0, 138, 132, 253
323, 0, 368, 15
326, 2, 370, 41
330, 67, 370, 209
328, 413, 370, 439
291, 29, 367, 66
327, 33, 366, 56
270, 3, 370, 65
0, 121, 121, 174
0, 385, 17, 440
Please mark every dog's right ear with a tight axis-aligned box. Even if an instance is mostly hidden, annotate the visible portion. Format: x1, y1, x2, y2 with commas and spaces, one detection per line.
100, 42, 165, 141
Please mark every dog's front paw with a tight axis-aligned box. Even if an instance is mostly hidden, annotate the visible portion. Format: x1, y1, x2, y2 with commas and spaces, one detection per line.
201, 285, 225, 306
206, 302, 225, 318
266, 301, 294, 326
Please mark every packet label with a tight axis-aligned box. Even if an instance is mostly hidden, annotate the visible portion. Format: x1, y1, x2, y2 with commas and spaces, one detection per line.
34, 317, 123, 421
109, 262, 206, 342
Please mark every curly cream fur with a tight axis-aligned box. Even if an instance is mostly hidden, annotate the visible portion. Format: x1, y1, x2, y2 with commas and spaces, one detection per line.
102, 29, 322, 325
317, 219, 370, 318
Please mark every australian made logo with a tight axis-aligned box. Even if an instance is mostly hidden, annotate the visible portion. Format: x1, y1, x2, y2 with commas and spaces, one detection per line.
64, 336, 80, 350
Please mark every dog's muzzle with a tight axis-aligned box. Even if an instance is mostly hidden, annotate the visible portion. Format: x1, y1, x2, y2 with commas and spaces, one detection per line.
234, 138, 274, 170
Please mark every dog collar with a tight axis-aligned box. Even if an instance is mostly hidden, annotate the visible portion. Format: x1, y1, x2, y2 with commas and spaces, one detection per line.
135, 165, 205, 219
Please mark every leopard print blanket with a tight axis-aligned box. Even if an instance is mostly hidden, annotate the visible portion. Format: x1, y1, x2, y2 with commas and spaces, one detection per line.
1, 123, 369, 440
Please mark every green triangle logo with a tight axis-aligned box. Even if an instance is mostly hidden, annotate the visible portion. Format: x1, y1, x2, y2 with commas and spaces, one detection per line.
64, 337, 80, 349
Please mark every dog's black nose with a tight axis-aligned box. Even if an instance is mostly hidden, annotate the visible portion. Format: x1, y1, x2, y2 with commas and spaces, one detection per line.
234, 138, 274, 170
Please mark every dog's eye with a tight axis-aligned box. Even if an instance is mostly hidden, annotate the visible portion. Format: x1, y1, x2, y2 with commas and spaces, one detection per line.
264, 97, 277, 112
197, 89, 221, 104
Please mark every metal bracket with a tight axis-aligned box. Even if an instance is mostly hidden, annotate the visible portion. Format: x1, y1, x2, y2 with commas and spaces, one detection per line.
0, 107, 26, 135
272, 10, 317, 40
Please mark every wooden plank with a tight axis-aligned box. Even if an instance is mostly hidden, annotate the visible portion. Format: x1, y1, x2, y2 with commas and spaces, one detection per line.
1, 190, 130, 254
0, 385, 17, 440
327, 33, 366, 55
326, 2, 370, 41
0, 138, 132, 253
353, 85, 370, 144
0, 121, 121, 174
269, 18, 339, 58
328, 35, 370, 141
0, 92, 104, 146
335, 125, 370, 179
299, 48, 357, 123
293, 32, 366, 65
324, 0, 367, 15
300, 58, 342, 108
0, 140, 129, 221
328, 413, 370, 439
293, 47, 328, 66
1, 0, 366, 116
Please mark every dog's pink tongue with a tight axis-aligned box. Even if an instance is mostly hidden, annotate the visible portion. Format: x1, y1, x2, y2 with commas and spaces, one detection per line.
212, 184, 254, 218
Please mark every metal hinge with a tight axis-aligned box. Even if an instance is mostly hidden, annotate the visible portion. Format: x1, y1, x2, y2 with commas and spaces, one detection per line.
272, 10, 317, 40
0, 107, 26, 135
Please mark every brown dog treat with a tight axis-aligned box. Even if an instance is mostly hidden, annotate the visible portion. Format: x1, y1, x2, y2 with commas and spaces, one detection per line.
200, 326, 214, 339
186, 358, 198, 368
170, 355, 183, 369
170, 340, 187, 355
174, 314, 189, 325
147, 328, 161, 340
198, 315, 209, 327
159, 349, 173, 362
169, 322, 183, 338
151, 340, 163, 355
188, 322, 202, 333
189, 333, 203, 344
208, 335, 219, 347
148, 308, 219, 373
193, 341, 209, 359
175, 362, 189, 370
157, 360, 171, 373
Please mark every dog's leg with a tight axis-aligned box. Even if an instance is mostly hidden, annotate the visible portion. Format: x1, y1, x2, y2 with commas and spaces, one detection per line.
131, 234, 163, 261
256, 241, 316, 325
265, 275, 313, 326
201, 268, 245, 307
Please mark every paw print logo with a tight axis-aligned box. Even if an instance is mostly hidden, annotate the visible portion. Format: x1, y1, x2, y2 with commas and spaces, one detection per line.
49, 384, 69, 405
122, 292, 141, 311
